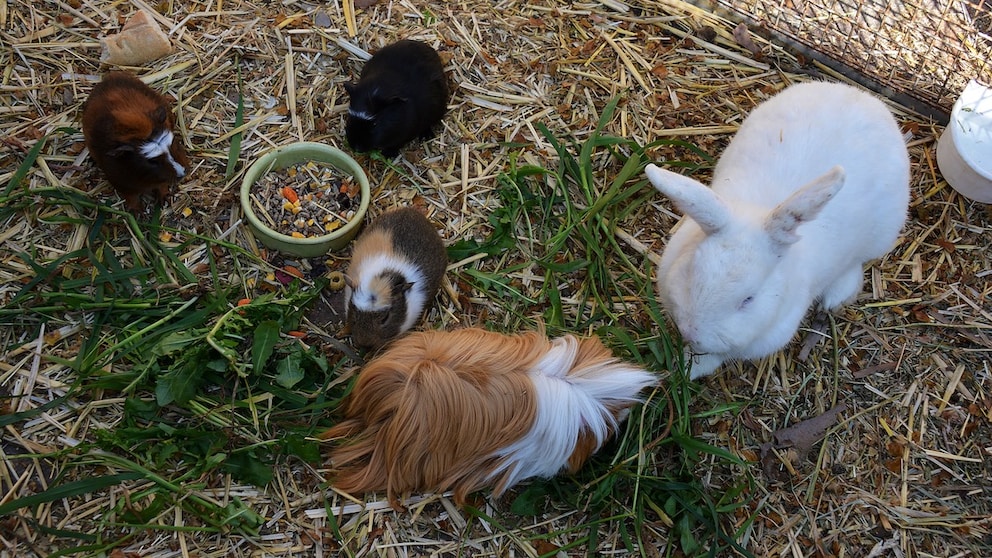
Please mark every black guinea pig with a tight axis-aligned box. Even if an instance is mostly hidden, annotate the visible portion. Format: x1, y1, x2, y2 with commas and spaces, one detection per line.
344, 40, 449, 158
81, 71, 189, 212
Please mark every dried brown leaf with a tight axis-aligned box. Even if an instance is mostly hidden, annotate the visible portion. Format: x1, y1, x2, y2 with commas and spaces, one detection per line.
732, 22, 763, 57
760, 403, 848, 480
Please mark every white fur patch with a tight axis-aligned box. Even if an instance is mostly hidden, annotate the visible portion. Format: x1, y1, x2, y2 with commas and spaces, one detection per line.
487, 336, 656, 490
140, 130, 185, 177
349, 253, 427, 331
348, 108, 375, 121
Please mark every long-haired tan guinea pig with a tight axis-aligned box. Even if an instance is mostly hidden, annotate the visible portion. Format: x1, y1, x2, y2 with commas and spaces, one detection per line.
345, 207, 446, 349
82, 72, 189, 212
319, 327, 657, 508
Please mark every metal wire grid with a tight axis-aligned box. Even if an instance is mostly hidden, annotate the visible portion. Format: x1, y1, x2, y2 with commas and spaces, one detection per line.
693, 0, 992, 121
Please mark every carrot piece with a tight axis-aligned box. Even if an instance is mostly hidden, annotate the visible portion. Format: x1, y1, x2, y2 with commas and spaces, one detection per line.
286, 330, 307, 338
282, 265, 304, 278
237, 298, 251, 307
281, 186, 299, 203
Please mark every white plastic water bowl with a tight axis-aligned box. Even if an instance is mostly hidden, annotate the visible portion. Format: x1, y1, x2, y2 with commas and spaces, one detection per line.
936, 80, 992, 203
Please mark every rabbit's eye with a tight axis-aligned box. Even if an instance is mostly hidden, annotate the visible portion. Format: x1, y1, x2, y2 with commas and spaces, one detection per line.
738, 296, 753, 310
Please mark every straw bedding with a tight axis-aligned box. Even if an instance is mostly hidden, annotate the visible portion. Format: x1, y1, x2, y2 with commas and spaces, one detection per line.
1, 0, 990, 556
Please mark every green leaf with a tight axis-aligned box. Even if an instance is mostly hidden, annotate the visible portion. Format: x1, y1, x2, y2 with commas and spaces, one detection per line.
274, 351, 304, 389
155, 359, 203, 406
205, 358, 228, 372
152, 331, 200, 357
220, 497, 265, 531
223, 452, 273, 486
678, 513, 700, 554
664, 494, 678, 518
509, 482, 549, 516
542, 275, 564, 327
304, 350, 329, 374
251, 320, 280, 372
282, 433, 321, 463
123, 397, 160, 421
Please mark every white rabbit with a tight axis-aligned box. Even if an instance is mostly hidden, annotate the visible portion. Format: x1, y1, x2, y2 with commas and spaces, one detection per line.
645, 81, 910, 379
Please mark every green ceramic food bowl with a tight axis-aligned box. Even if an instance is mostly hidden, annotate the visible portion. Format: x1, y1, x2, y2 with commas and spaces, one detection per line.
240, 142, 370, 258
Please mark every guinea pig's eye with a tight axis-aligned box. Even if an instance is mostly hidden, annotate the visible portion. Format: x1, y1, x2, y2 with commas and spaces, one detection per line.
738, 296, 754, 311
379, 311, 390, 326
151, 106, 169, 127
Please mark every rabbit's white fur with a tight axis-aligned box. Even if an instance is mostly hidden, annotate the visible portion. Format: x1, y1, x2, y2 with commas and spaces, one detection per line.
646, 81, 910, 379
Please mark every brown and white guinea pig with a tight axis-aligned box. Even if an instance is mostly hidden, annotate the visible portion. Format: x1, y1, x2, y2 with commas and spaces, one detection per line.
81, 71, 189, 212
319, 327, 657, 508
344, 207, 447, 349
344, 39, 449, 158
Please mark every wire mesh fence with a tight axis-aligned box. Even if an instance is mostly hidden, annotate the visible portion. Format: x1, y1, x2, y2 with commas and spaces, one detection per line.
689, 0, 992, 122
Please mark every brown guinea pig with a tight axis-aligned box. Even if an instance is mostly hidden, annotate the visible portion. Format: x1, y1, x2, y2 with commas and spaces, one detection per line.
81, 71, 189, 212
319, 327, 657, 509
344, 207, 447, 349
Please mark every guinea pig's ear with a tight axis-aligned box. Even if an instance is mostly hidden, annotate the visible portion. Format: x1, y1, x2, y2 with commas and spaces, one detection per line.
343, 82, 358, 97
150, 105, 168, 127
344, 274, 356, 290
370, 89, 407, 106
387, 274, 414, 294
107, 144, 138, 158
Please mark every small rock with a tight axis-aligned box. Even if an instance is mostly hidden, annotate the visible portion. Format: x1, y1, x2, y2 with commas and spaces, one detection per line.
314, 11, 332, 28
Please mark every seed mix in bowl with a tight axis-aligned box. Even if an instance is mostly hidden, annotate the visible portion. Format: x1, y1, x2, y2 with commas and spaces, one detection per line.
251, 160, 359, 238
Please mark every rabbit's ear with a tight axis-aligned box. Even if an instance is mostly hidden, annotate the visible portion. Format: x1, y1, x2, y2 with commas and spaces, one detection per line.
645, 164, 731, 234
765, 165, 845, 246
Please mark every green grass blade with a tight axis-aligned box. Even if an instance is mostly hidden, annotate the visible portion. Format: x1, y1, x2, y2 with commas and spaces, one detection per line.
0, 472, 144, 516
226, 64, 245, 180
4, 249, 86, 306
0, 395, 74, 428
2, 127, 77, 197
